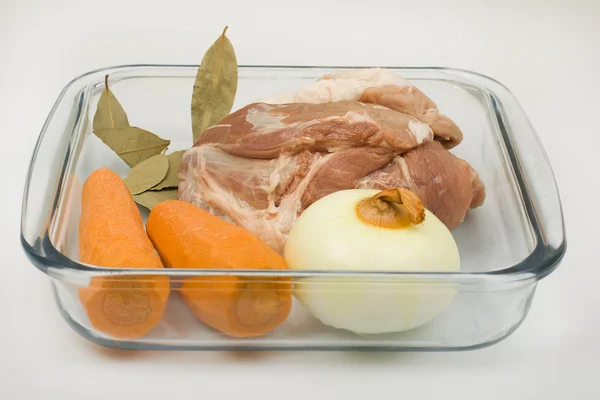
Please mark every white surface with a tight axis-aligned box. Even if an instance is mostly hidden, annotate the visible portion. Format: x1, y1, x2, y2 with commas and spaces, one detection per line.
1, 0, 599, 398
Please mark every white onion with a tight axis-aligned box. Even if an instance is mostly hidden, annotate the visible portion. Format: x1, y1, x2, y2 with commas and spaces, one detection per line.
284, 189, 459, 335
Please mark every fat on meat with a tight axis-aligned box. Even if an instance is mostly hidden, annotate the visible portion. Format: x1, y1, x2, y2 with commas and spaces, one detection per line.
195, 100, 433, 158
180, 103, 485, 253
260, 68, 463, 148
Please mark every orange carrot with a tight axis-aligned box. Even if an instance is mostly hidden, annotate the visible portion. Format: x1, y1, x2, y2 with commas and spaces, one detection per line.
146, 200, 291, 338
78, 168, 169, 339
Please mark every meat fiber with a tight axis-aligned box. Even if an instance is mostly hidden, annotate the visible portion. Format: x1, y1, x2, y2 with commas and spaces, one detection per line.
195, 101, 433, 158
179, 146, 319, 252
357, 141, 485, 230
260, 68, 463, 148
180, 103, 485, 254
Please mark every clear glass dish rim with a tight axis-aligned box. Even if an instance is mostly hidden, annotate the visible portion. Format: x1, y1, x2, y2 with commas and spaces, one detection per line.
21, 64, 567, 285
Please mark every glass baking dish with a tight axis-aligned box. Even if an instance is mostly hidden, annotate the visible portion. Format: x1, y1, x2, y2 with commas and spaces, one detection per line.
21, 65, 566, 350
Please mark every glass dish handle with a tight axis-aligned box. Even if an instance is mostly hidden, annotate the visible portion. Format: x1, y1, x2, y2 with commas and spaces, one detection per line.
21, 83, 85, 272
500, 94, 567, 274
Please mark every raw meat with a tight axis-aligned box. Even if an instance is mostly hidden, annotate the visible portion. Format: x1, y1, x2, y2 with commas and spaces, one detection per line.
260, 68, 463, 148
357, 141, 486, 230
260, 68, 411, 104
195, 101, 433, 158
179, 69, 484, 253
180, 105, 485, 254
301, 147, 394, 207
179, 146, 324, 252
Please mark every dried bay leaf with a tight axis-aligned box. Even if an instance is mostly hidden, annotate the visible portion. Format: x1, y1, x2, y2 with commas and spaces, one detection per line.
94, 127, 170, 167
150, 150, 185, 191
92, 75, 172, 168
124, 154, 170, 195
191, 26, 238, 143
93, 75, 130, 131
133, 189, 178, 210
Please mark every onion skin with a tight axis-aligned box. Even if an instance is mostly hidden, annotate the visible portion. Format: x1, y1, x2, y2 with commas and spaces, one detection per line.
284, 189, 459, 334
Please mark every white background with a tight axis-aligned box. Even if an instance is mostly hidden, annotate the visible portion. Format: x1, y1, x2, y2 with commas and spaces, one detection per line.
2, 0, 599, 398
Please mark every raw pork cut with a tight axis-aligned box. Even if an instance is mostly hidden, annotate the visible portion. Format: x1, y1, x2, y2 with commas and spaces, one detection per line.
358, 141, 486, 230
261, 68, 463, 148
195, 100, 433, 158
180, 101, 485, 254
